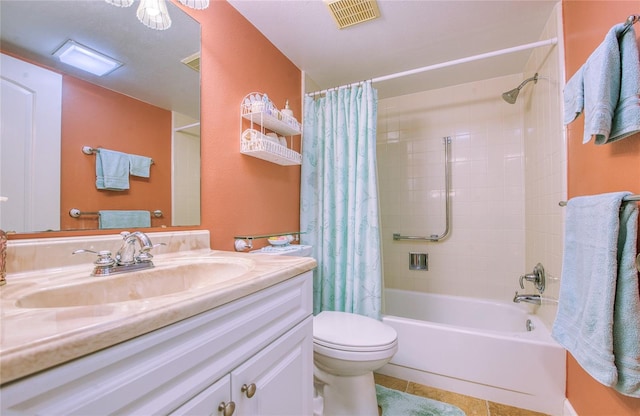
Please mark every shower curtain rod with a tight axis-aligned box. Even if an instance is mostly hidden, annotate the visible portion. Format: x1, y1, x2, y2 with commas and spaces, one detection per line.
307, 37, 558, 96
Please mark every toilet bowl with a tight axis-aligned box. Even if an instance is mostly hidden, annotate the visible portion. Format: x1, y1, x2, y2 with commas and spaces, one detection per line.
313, 311, 398, 416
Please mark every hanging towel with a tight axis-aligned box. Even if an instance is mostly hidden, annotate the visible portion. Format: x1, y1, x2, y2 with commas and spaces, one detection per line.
613, 201, 640, 397
98, 210, 150, 229
610, 25, 640, 143
552, 192, 640, 397
563, 24, 640, 144
96, 149, 130, 191
129, 154, 153, 178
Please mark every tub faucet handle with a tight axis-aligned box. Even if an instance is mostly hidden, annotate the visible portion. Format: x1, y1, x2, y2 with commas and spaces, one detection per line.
519, 273, 537, 289
518, 263, 546, 293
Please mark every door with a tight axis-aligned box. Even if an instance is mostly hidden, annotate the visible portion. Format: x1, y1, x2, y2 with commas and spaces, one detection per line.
170, 374, 233, 416
231, 317, 313, 416
1, 53, 62, 232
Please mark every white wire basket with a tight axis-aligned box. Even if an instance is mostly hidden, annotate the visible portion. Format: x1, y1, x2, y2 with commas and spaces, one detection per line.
240, 95, 301, 136
240, 129, 302, 166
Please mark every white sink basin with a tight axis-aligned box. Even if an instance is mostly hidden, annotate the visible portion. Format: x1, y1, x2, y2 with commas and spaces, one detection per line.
15, 257, 254, 308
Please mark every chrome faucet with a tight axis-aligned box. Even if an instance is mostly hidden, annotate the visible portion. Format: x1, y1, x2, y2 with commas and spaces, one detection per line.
116, 231, 154, 265
74, 231, 159, 276
513, 291, 541, 305
0, 229, 7, 286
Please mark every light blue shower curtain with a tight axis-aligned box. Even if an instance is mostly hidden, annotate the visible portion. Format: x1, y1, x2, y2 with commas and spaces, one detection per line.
300, 81, 382, 320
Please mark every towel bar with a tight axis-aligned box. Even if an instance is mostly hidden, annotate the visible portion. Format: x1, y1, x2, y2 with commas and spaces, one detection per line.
69, 209, 163, 218
82, 146, 154, 164
559, 194, 640, 207
620, 14, 639, 37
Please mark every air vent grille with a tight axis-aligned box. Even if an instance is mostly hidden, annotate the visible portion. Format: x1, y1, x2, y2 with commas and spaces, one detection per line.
325, 0, 380, 29
181, 52, 200, 72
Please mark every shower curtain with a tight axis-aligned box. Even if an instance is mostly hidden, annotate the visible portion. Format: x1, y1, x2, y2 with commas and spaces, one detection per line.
300, 81, 382, 319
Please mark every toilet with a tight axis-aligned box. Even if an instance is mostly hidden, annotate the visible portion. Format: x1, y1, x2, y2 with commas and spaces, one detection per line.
250, 244, 397, 414
313, 310, 398, 416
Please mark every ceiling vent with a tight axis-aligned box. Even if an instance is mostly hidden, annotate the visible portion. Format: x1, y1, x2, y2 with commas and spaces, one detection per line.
324, 0, 380, 29
181, 52, 200, 72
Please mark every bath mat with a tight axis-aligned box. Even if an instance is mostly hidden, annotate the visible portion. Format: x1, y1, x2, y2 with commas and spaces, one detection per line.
376, 384, 466, 416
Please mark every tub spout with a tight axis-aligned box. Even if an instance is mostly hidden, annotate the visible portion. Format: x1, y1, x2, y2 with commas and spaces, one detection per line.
513, 291, 541, 305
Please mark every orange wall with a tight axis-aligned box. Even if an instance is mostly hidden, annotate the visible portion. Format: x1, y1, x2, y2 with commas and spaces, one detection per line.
185, 0, 302, 251
563, 1, 640, 414
60, 76, 172, 230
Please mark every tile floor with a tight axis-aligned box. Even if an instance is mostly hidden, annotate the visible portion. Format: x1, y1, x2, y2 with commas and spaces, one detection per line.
374, 373, 551, 416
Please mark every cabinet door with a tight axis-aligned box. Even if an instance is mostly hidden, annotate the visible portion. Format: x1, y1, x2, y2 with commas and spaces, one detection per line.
232, 316, 313, 416
170, 375, 232, 416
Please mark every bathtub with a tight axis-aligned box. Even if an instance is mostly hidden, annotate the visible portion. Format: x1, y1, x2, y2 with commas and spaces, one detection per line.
379, 288, 565, 415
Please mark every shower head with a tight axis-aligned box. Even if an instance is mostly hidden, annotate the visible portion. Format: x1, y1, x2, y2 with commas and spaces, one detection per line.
501, 73, 539, 104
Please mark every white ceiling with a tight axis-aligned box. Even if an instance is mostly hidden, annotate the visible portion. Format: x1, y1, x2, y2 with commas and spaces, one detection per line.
1, 0, 201, 119
228, 0, 560, 98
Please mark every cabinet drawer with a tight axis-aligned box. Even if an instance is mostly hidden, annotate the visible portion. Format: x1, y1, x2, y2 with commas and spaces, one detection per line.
1, 272, 312, 415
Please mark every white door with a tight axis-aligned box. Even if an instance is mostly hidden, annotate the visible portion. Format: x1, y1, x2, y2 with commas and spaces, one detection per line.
170, 374, 233, 416
172, 112, 201, 226
232, 317, 313, 416
1, 53, 62, 232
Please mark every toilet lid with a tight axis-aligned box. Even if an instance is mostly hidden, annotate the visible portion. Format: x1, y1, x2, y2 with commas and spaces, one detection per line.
313, 311, 397, 351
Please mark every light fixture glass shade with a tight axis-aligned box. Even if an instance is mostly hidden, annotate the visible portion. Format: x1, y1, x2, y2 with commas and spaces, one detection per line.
178, 0, 210, 10
105, 0, 134, 7
137, 0, 172, 30
52, 40, 122, 76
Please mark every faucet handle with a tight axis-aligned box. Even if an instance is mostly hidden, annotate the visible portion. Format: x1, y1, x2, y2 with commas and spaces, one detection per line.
518, 263, 546, 293
136, 242, 166, 263
519, 273, 537, 289
73, 249, 115, 263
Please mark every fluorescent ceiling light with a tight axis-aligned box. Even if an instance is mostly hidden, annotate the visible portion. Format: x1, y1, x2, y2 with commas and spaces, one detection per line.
52, 40, 122, 76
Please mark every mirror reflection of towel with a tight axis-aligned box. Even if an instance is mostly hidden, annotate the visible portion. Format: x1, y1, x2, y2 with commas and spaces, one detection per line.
98, 210, 150, 229
129, 154, 153, 178
96, 149, 130, 191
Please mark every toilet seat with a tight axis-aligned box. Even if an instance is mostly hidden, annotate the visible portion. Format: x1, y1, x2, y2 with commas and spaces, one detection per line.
313, 311, 397, 353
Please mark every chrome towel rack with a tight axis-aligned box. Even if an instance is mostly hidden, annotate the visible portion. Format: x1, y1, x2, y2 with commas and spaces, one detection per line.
82, 146, 154, 164
559, 194, 640, 272
393, 136, 451, 242
69, 208, 163, 218
620, 14, 639, 37
558, 194, 640, 207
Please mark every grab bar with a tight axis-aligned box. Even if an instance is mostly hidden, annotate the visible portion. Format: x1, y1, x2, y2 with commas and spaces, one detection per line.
393, 136, 451, 242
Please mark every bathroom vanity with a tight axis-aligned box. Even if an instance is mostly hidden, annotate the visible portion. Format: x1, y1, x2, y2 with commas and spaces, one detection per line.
0, 231, 316, 415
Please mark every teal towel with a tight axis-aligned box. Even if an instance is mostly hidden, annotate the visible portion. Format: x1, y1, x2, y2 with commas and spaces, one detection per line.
375, 385, 465, 416
610, 25, 640, 143
129, 154, 153, 178
613, 201, 640, 397
563, 26, 623, 136
563, 24, 640, 144
552, 192, 640, 397
98, 210, 150, 229
96, 149, 130, 191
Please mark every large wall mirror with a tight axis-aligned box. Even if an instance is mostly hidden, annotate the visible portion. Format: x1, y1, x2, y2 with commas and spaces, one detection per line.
0, 0, 201, 234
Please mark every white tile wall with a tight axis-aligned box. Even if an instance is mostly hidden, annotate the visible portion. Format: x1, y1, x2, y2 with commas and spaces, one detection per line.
377, 3, 565, 328
523, 3, 566, 329
377, 75, 527, 301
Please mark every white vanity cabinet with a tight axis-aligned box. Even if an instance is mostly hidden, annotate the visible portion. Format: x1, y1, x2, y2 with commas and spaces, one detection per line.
0, 272, 313, 415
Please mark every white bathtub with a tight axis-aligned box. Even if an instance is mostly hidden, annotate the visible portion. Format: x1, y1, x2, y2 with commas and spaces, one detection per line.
379, 288, 565, 415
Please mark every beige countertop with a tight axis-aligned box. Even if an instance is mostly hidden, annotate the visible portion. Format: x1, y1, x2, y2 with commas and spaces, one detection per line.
0, 250, 316, 384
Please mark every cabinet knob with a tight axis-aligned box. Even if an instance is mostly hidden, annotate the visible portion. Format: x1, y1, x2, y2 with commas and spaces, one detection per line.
241, 383, 257, 398
218, 401, 235, 416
